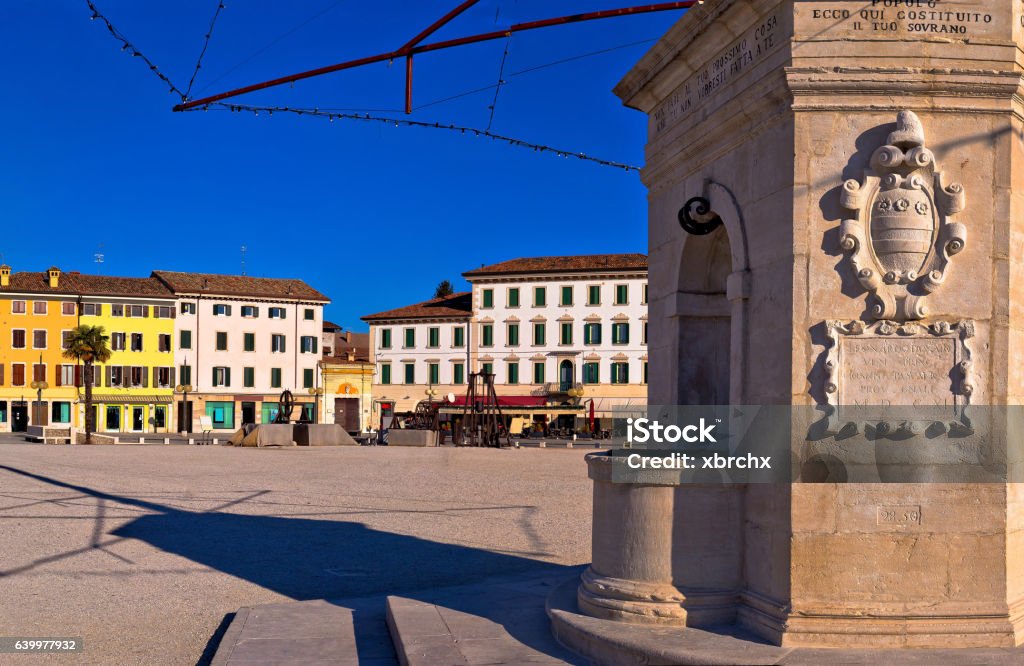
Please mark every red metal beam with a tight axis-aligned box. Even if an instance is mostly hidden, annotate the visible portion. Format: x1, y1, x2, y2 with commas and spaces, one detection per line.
173, 2, 695, 112
400, 0, 481, 113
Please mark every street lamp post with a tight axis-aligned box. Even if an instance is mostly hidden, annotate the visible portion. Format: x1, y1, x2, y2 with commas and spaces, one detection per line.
30, 380, 49, 426
307, 387, 325, 423
175, 384, 193, 434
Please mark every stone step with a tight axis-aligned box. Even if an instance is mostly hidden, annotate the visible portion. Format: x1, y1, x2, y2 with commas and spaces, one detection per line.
211, 598, 396, 665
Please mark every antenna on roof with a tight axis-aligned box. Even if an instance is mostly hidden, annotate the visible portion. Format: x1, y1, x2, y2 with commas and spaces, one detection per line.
240, 245, 247, 276
94, 244, 105, 273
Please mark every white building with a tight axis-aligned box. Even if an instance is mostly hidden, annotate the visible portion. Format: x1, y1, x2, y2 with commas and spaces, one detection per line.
152, 271, 329, 432
362, 254, 647, 432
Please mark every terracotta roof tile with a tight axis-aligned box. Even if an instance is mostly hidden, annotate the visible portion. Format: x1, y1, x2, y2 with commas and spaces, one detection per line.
361, 292, 472, 322
462, 253, 647, 278
0, 271, 174, 298
152, 270, 329, 302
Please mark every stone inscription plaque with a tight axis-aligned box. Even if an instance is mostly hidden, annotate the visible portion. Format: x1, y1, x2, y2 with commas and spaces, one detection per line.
877, 505, 923, 526
840, 336, 955, 406
795, 1, 1002, 41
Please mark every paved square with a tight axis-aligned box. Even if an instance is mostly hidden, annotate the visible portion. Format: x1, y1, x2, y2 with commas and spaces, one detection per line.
0, 440, 592, 665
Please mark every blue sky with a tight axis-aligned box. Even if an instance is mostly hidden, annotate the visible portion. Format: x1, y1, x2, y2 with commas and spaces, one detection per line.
1, 1, 684, 329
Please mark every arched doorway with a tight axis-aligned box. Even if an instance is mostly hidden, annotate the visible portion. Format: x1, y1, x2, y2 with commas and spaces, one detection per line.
559, 359, 574, 391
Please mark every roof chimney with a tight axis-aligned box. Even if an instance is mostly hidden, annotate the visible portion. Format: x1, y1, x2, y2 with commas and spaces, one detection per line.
0, 265, 10, 287
48, 266, 60, 288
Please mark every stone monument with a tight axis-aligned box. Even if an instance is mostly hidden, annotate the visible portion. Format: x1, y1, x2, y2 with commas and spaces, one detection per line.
551, 0, 1024, 658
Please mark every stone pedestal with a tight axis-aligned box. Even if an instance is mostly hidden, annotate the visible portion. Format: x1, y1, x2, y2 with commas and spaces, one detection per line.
571, 0, 1024, 652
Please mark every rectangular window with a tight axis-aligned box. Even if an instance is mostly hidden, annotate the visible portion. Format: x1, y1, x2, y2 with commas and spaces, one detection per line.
611, 362, 630, 384
304, 308, 315, 321
560, 323, 572, 345
216, 332, 228, 351
12, 300, 26, 314
244, 332, 255, 352
33, 330, 47, 349
612, 322, 630, 345
615, 284, 629, 305
534, 287, 546, 307
508, 288, 520, 307
643, 362, 649, 385
180, 330, 192, 349
404, 363, 415, 385
51, 401, 71, 424
12, 363, 25, 386
482, 288, 494, 308
110, 304, 124, 317
507, 362, 519, 385
642, 322, 648, 345
533, 323, 546, 346
156, 367, 171, 388
180, 302, 196, 315
270, 367, 282, 388
110, 332, 125, 351
213, 304, 231, 316
560, 286, 573, 306
62, 302, 76, 316
303, 368, 314, 388
584, 362, 600, 384
11, 330, 25, 349
428, 327, 440, 348
158, 334, 171, 353
532, 362, 545, 384
241, 305, 259, 318
271, 334, 286, 353
33, 301, 47, 315
243, 367, 255, 388
33, 363, 46, 383
130, 333, 143, 352
507, 323, 519, 346
481, 362, 493, 375
380, 364, 391, 385
403, 328, 415, 348
588, 285, 601, 305
129, 366, 145, 387
62, 330, 73, 350
642, 283, 648, 304
453, 363, 464, 385
381, 328, 392, 349
59, 365, 76, 386
300, 336, 318, 354
269, 307, 286, 319
213, 367, 230, 387
452, 326, 464, 348
81, 303, 101, 316
109, 365, 123, 387
584, 322, 602, 345
481, 324, 493, 347
179, 364, 192, 386
154, 305, 175, 318
128, 305, 147, 318
428, 363, 439, 385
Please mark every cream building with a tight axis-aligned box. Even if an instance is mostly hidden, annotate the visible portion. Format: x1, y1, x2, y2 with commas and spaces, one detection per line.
362, 254, 647, 432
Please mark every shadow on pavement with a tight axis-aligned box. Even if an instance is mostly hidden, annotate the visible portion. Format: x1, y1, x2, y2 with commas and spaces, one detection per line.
0, 464, 582, 664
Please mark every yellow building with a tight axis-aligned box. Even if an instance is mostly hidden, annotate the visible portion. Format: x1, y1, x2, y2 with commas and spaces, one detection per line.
79, 279, 177, 433
0, 266, 177, 434
322, 356, 374, 433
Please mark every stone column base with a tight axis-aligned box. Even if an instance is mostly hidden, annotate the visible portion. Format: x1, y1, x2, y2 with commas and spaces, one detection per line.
577, 567, 737, 627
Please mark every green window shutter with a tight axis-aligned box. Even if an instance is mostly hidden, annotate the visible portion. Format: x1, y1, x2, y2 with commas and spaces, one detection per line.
508, 288, 519, 307
382, 329, 391, 348
244, 333, 255, 352
616, 285, 628, 304
405, 329, 415, 347
561, 286, 572, 306
429, 328, 439, 347
381, 365, 391, 385
404, 363, 415, 384
482, 289, 493, 308
533, 362, 545, 384
212, 367, 217, 385
508, 363, 519, 384
534, 323, 545, 345
303, 368, 314, 388
482, 325, 493, 346
561, 323, 572, 345
535, 287, 546, 306
482, 362, 493, 375
508, 324, 519, 346
244, 367, 254, 387
453, 363, 464, 384
225, 368, 231, 386
588, 286, 600, 305
429, 363, 439, 384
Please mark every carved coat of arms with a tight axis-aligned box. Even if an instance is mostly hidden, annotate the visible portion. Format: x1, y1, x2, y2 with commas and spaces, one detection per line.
839, 110, 967, 321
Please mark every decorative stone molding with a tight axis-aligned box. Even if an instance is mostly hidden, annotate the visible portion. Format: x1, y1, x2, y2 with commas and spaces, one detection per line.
839, 110, 967, 321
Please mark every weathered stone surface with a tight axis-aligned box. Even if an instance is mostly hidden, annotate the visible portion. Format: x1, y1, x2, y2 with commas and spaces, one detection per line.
293, 424, 358, 446
387, 430, 438, 447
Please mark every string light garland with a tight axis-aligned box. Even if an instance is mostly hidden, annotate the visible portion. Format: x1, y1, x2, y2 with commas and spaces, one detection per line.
186, 103, 640, 172
185, 1, 227, 99
86, 0, 187, 100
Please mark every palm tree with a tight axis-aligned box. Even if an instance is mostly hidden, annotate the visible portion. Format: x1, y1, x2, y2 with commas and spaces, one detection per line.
62, 325, 112, 444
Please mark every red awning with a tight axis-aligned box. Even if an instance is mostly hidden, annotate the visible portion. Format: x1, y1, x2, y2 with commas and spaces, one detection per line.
445, 395, 546, 407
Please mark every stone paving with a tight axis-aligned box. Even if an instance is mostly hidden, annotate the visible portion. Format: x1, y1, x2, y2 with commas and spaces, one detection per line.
0, 437, 592, 665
